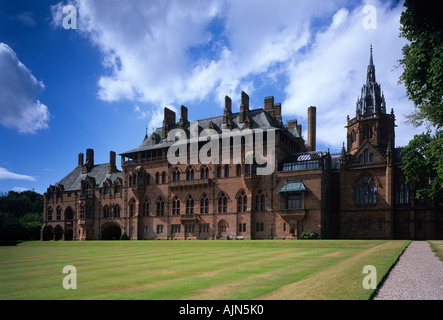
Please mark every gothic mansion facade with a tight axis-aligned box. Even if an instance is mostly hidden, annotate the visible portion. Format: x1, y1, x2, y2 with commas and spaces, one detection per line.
42, 48, 443, 241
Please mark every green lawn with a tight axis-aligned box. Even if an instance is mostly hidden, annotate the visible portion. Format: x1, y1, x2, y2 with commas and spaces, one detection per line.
428, 240, 443, 261
0, 240, 409, 300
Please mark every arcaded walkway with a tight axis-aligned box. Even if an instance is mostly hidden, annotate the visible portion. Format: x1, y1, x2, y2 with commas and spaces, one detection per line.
373, 241, 443, 300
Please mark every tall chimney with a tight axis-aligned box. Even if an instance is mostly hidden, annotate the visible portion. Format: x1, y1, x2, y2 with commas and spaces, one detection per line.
162, 107, 176, 139
273, 103, 282, 123
239, 91, 249, 123
108, 151, 117, 174
307, 106, 316, 151
78, 153, 84, 167
223, 96, 232, 124
179, 105, 188, 126
86, 148, 94, 168
264, 96, 275, 118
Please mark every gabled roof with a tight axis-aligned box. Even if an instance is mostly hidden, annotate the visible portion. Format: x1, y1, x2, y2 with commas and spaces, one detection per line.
54, 164, 122, 191
120, 108, 298, 156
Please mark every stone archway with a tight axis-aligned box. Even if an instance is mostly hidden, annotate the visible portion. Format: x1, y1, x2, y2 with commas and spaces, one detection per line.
101, 223, 122, 240
54, 225, 64, 241
65, 229, 73, 241
217, 220, 229, 239
41, 225, 53, 241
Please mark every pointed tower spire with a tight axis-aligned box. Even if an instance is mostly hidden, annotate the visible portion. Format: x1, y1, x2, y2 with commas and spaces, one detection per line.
367, 44, 376, 84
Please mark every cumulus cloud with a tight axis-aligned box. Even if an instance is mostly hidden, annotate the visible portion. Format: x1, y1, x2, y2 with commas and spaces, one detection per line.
0, 43, 50, 134
50, 0, 418, 149
0, 167, 36, 181
283, 0, 421, 149
49, 1, 333, 103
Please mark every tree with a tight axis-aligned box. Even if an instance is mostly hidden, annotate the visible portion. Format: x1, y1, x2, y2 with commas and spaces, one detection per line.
398, 0, 443, 205
398, 0, 443, 128
401, 131, 443, 205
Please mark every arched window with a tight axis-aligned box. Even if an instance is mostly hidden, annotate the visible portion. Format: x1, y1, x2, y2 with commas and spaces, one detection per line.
172, 196, 180, 215
351, 130, 356, 143
237, 191, 247, 212
218, 193, 228, 213
156, 199, 165, 216
142, 198, 149, 216
186, 195, 194, 214
137, 173, 144, 185
129, 199, 135, 217
217, 166, 222, 179
56, 206, 62, 220
200, 193, 209, 214
47, 206, 53, 221
224, 165, 229, 178
114, 205, 121, 218
161, 172, 166, 184
236, 164, 242, 177
155, 172, 160, 184
103, 205, 109, 218
186, 167, 194, 180
255, 190, 265, 212
395, 176, 409, 204
173, 168, 180, 182
201, 166, 209, 179
355, 175, 376, 205
364, 149, 369, 163
114, 182, 121, 194
83, 181, 92, 195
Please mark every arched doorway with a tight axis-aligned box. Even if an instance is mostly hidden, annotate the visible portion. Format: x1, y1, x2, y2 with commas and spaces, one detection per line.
65, 229, 73, 241
217, 220, 229, 239
101, 223, 122, 240
54, 225, 64, 240
41, 225, 53, 241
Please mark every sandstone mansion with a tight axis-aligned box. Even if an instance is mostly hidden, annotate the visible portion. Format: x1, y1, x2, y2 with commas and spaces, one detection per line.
42, 47, 443, 241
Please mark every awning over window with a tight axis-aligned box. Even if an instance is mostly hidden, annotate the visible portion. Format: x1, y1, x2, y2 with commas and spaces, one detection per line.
278, 180, 307, 193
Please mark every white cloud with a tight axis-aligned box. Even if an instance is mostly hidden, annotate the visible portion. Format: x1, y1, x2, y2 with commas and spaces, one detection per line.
49, 0, 336, 109
134, 105, 147, 119
12, 187, 32, 192
0, 168, 36, 181
0, 43, 50, 134
49, 0, 419, 150
15, 12, 36, 27
283, 0, 421, 150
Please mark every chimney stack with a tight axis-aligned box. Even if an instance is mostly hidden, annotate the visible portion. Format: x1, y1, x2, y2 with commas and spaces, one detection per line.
264, 96, 275, 118
223, 96, 232, 124
307, 106, 316, 151
179, 105, 188, 126
82, 148, 94, 173
162, 107, 176, 139
273, 103, 282, 123
239, 91, 249, 123
78, 153, 84, 167
108, 151, 117, 174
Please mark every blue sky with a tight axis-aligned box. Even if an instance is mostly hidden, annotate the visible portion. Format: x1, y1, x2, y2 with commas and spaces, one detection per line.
0, 0, 422, 194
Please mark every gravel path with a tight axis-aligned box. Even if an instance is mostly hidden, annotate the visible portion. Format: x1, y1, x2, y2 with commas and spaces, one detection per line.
373, 241, 443, 300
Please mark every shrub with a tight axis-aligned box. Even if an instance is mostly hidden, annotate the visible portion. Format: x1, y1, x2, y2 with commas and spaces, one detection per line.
120, 232, 129, 240
299, 231, 318, 239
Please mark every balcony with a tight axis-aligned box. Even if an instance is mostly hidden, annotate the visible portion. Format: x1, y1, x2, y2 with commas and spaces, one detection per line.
280, 209, 306, 222
243, 173, 260, 189
169, 178, 212, 190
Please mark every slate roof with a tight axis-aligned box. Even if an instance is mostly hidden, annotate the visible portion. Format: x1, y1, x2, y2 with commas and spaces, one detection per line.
54, 164, 122, 191
120, 108, 300, 156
